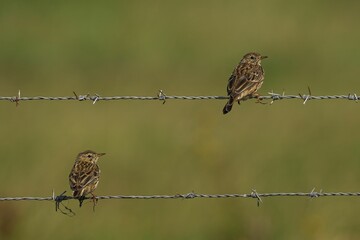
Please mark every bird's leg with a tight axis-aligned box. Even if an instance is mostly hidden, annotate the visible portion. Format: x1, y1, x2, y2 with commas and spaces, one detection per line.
253, 93, 267, 104
91, 193, 98, 212
78, 196, 85, 207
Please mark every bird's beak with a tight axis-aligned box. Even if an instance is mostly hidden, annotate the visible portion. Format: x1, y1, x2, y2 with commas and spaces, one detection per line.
261, 56, 268, 59
98, 153, 106, 157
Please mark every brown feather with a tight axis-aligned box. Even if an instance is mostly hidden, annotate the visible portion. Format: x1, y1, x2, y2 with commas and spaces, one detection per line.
68, 150, 105, 207
223, 52, 266, 114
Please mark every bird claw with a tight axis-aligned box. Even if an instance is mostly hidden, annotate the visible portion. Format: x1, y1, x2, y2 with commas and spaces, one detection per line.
91, 193, 98, 212
78, 196, 85, 207
253, 93, 267, 105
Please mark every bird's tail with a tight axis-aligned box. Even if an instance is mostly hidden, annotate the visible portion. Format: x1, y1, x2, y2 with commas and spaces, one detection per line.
223, 97, 234, 114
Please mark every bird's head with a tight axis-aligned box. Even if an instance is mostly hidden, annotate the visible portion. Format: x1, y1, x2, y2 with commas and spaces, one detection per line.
241, 52, 268, 65
76, 150, 106, 163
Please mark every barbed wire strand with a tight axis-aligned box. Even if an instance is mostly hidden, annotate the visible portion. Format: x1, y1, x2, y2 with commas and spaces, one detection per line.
0, 89, 359, 106
2, 189, 360, 202
2, 189, 359, 215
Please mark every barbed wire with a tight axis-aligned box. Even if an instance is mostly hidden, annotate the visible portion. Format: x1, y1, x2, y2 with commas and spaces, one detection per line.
1, 189, 359, 215
1, 89, 359, 106
1, 189, 360, 203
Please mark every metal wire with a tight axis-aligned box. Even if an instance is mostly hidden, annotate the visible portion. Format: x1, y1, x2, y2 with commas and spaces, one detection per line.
1, 90, 359, 105
2, 189, 359, 215
1, 189, 360, 202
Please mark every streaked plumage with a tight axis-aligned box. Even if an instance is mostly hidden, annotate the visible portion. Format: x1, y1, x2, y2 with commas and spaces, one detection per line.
223, 52, 267, 114
69, 150, 105, 207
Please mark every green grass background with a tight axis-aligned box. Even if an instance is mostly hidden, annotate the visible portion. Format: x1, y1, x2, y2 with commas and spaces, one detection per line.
1, 1, 360, 239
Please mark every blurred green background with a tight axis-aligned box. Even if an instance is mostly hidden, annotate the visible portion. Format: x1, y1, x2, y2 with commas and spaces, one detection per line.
1, 1, 360, 239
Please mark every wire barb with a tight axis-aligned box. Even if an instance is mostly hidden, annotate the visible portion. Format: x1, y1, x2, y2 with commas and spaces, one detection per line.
54, 191, 75, 216
92, 94, 100, 104
157, 90, 167, 104
10, 90, 21, 106
72, 91, 78, 100
55, 191, 67, 211
250, 189, 263, 207
309, 188, 323, 198
268, 90, 283, 105
299, 86, 312, 105
348, 93, 359, 102
183, 191, 196, 199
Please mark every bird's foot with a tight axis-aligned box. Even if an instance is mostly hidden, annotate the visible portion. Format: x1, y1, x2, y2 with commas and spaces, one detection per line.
78, 196, 86, 207
253, 93, 266, 104
91, 193, 98, 212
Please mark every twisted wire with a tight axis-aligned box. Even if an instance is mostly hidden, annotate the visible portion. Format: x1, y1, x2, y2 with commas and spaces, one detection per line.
2, 190, 358, 215
1, 190, 360, 202
1, 90, 359, 105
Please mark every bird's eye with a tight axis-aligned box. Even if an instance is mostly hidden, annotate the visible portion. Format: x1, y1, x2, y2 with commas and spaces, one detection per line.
250, 55, 255, 59
87, 154, 92, 158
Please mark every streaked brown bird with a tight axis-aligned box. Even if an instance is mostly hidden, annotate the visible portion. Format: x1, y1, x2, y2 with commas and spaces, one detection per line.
223, 52, 267, 114
69, 150, 105, 208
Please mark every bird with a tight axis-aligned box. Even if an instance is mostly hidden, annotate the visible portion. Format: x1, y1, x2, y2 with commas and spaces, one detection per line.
223, 52, 267, 114
68, 150, 106, 208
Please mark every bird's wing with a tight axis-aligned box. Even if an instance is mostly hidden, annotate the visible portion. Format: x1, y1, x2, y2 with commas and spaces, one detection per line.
229, 68, 263, 98
226, 73, 236, 95
69, 162, 100, 192
227, 74, 254, 95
